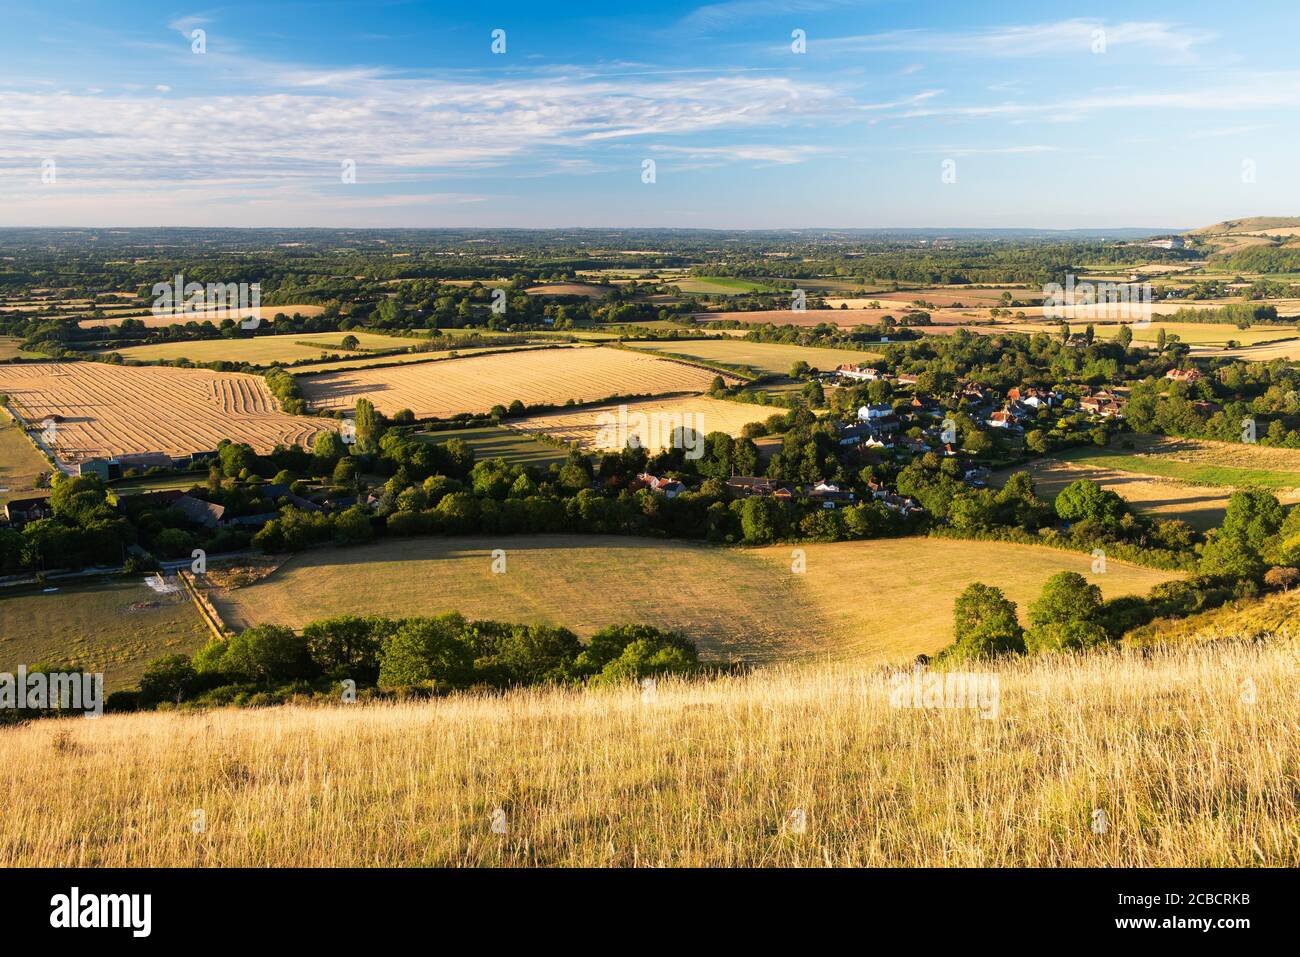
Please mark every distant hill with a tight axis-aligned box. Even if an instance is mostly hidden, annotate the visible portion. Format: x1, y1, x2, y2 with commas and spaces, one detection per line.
1189, 216, 1300, 237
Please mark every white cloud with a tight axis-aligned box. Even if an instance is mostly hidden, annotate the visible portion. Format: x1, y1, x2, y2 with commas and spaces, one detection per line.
818, 19, 1213, 61
0, 71, 846, 210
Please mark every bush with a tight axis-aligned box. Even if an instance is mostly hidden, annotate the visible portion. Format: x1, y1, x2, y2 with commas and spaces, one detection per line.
377, 613, 473, 688
138, 654, 198, 706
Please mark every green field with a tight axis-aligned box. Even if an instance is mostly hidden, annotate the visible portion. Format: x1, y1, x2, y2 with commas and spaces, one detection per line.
673, 277, 777, 295
1053, 442, 1300, 490
0, 578, 210, 691
210, 535, 1178, 663
0, 408, 50, 505
0, 337, 46, 361
627, 338, 881, 375
412, 426, 569, 467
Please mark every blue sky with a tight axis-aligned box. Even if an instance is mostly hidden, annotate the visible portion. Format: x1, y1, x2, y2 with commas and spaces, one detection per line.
2, 0, 1298, 228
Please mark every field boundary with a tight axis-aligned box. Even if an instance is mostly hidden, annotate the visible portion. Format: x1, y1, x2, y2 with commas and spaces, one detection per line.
178, 570, 229, 640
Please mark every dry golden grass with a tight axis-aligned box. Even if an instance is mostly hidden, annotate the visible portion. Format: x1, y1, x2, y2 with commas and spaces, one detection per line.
210, 535, 1179, 663
76, 304, 326, 329
1000, 458, 1241, 532
626, 339, 881, 375
298, 347, 737, 419
0, 362, 337, 463
0, 639, 1292, 867
96, 331, 428, 365
511, 395, 773, 452
0, 407, 50, 504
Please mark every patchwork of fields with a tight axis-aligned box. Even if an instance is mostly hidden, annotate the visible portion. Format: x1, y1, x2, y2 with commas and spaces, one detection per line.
0, 362, 338, 463
298, 347, 738, 419
210, 535, 1179, 663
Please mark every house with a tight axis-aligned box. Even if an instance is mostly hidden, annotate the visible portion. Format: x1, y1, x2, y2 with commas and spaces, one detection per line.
896, 435, 930, 455
894, 373, 920, 387
173, 494, 227, 528
835, 364, 879, 381
725, 476, 777, 497
964, 467, 992, 488
127, 488, 189, 510
3, 496, 51, 525
857, 403, 895, 421
837, 422, 878, 446
986, 409, 1018, 429
804, 481, 855, 508
636, 473, 686, 498
1080, 394, 1126, 418
1009, 387, 1057, 409
868, 486, 923, 517
1193, 400, 1223, 415
909, 395, 943, 416
1165, 368, 1203, 384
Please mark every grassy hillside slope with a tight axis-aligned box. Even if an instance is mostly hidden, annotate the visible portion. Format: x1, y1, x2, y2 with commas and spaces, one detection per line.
0, 639, 1291, 867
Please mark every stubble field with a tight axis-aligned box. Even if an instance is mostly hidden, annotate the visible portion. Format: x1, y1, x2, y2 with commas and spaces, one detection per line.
0, 362, 338, 463
298, 347, 738, 419
511, 395, 774, 452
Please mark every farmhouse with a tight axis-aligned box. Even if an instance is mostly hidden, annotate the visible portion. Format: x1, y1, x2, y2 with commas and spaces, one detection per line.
835, 364, 880, 381
3, 496, 52, 525
635, 473, 686, 498
1165, 368, 1204, 384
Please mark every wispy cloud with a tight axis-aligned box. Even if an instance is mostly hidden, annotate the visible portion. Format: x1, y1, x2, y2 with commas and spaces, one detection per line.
817, 19, 1213, 61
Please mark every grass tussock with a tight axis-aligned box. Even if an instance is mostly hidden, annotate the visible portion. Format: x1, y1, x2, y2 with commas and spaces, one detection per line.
0, 639, 1295, 867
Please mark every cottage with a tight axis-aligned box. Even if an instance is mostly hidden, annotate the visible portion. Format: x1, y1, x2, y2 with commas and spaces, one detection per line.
1165, 368, 1203, 384
857, 403, 895, 421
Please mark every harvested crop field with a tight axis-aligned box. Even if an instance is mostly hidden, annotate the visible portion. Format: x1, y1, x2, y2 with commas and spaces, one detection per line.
0, 362, 338, 464
627, 339, 881, 375
694, 309, 883, 327
298, 346, 738, 419
210, 535, 1178, 663
511, 395, 774, 452
93, 331, 428, 365
77, 304, 326, 329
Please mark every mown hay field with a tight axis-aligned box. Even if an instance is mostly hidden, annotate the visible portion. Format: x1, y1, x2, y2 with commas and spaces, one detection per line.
0, 638, 1290, 866
511, 395, 773, 453
627, 339, 881, 375
94, 331, 429, 365
211, 535, 1179, 663
298, 347, 738, 419
0, 362, 338, 463
0, 577, 210, 691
